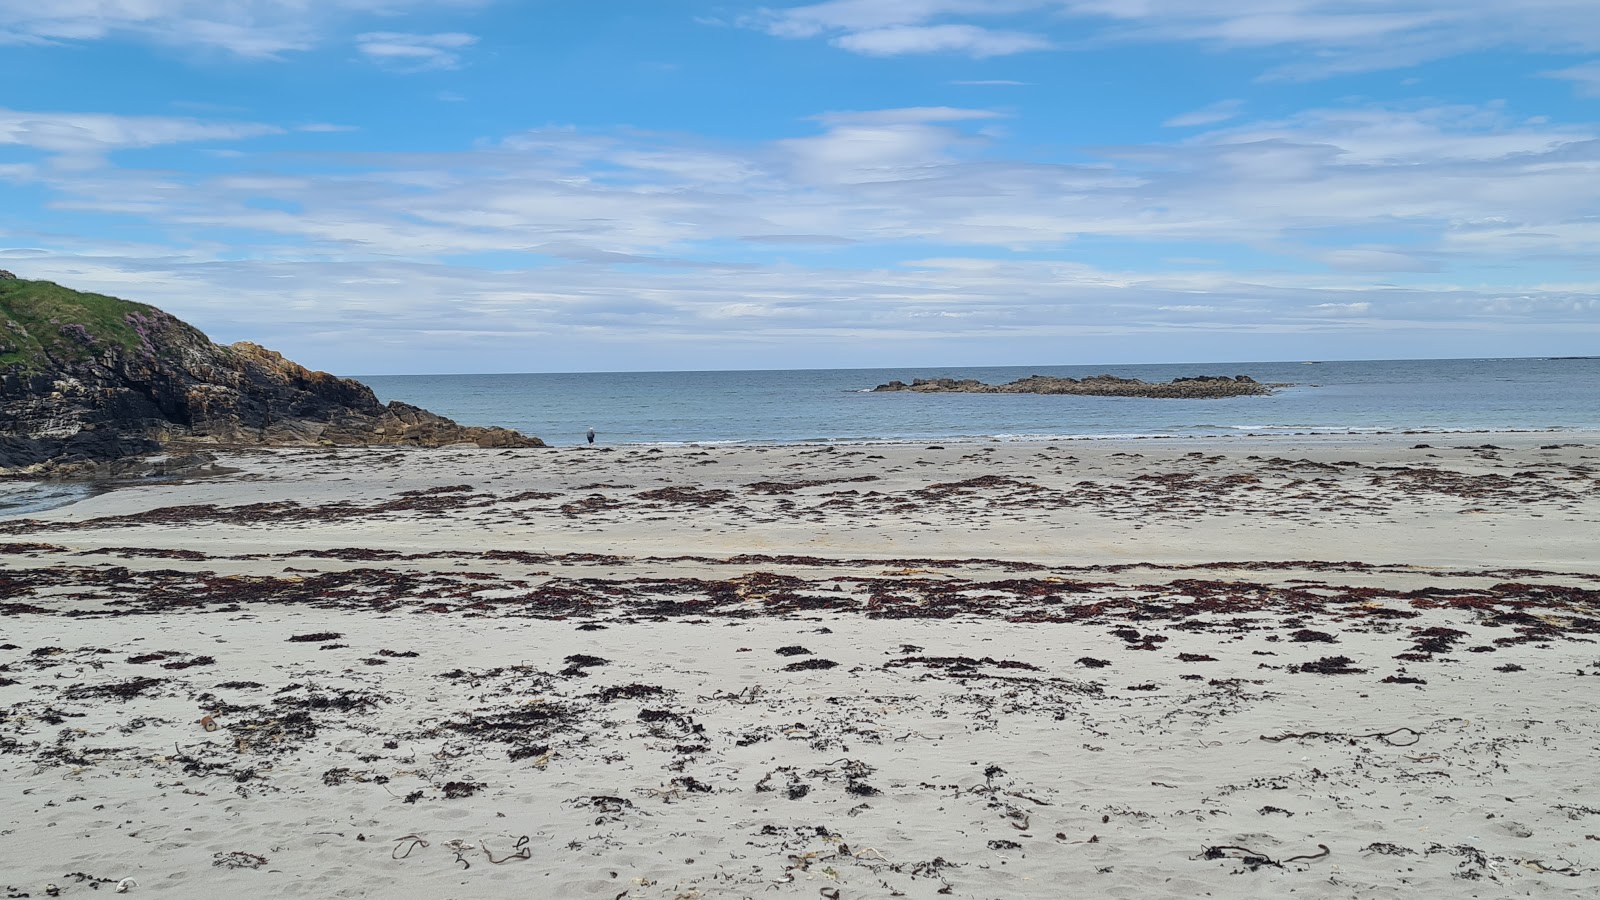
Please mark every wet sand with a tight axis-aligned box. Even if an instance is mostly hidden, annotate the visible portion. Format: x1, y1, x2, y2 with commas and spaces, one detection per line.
2, 433, 1599, 898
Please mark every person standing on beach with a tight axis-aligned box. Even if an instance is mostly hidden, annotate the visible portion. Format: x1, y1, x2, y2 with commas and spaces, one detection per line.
586, 426, 596, 446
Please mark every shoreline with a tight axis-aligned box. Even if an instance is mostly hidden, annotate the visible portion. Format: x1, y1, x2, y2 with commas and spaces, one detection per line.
589, 425, 1599, 449
6, 428, 1600, 519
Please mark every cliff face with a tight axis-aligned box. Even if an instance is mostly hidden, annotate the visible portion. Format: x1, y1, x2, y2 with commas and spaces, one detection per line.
0, 273, 543, 474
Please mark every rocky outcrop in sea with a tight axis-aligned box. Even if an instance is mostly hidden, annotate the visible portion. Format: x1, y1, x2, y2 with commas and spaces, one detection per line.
0, 273, 543, 476
871, 373, 1279, 399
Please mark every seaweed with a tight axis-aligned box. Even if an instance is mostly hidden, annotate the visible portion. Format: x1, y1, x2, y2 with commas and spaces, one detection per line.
1290, 656, 1367, 675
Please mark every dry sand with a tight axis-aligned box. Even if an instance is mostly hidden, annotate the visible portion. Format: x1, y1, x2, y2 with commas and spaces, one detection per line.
3, 433, 1599, 898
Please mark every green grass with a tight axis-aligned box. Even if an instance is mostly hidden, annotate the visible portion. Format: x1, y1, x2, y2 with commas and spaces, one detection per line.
0, 278, 164, 371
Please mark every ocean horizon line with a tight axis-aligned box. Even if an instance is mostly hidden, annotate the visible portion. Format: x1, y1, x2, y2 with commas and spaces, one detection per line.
347, 354, 1592, 381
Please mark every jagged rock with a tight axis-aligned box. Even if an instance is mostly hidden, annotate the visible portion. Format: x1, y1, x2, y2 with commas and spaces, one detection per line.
872, 373, 1282, 399
1, 276, 543, 475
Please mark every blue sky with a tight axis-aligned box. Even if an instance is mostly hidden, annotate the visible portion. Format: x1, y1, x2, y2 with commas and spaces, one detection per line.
2, 1, 1598, 374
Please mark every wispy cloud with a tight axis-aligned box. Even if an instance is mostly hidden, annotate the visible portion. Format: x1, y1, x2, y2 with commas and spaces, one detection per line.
750, 0, 1051, 59
0, 0, 488, 59
8, 250, 1594, 373
812, 106, 1006, 125
1543, 60, 1600, 97
14, 100, 1600, 264
355, 31, 478, 70
0, 107, 280, 167
1164, 99, 1245, 128
755, 1, 1600, 76
1321, 249, 1439, 273
7, 96, 1599, 368
834, 24, 1049, 56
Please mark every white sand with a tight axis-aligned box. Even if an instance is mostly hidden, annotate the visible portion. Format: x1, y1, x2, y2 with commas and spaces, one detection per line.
2, 433, 1598, 897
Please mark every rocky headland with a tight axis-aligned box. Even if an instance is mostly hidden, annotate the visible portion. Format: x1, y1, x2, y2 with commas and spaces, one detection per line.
872, 373, 1280, 398
0, 272, 542, 476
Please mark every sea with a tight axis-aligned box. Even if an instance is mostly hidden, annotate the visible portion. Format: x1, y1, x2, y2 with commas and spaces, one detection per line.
360, 357, 1600, 447
3, 357, 1594, 518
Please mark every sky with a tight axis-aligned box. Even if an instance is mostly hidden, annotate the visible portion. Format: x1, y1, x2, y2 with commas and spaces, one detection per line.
1, 1, 1598, 374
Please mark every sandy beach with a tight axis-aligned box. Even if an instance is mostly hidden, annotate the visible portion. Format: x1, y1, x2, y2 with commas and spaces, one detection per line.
3, 433, 1599, 898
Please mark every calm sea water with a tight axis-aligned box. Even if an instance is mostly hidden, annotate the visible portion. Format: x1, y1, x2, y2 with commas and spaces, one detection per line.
361, 357, 1600, 447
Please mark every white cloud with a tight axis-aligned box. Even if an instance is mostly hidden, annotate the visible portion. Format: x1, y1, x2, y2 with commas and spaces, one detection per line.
0, 108, 280, 164
833, 23, 1050, 56
0, 0, 486, 58
1321, 249, 1439, 273
8, 251, 1594, 373
1303, 301, 1373, 317
757, 0, 1600, 75
813, 106, 1006, 125
9, 98, 1600, 368
752, 0, 1050, 58
1543, 60, 1600, 97
1164, 99, 1245, 128
20, 99, 1600, 259
757, 0, 1037, 36
355, 31, 477, 70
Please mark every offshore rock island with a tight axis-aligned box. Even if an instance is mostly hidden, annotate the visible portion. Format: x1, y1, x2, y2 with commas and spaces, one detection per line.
872, 372, 1281, 398
0, 272, 541, 475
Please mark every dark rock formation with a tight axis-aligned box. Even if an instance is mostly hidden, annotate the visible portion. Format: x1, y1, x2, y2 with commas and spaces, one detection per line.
1, 276, 543, 475
872, 373, 1280, 399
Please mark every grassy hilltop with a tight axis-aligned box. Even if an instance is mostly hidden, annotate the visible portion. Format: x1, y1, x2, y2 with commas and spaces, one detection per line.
0, 272, 542, 474
0, 277, 176, 373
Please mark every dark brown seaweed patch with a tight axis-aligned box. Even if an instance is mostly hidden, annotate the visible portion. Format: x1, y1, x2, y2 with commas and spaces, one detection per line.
784, 659, 838, 672
1291, 656, 1367, 675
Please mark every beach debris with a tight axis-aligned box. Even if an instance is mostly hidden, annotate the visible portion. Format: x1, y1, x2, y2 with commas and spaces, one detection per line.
634, 486, 734, 507
61, 874, 116, 890
1423, 843, 1497, 880
1289, 656, 1367, 675
392, 835, 429, 859
561, 654, 609, 676
162, 655, 215, 670
1199, 843, 1329, 870
199, 714, 218, 732
1260, 726, 1422, 746
116, 878, 138, 893
573, 795, 634, 824
591, 683, 667, 702
1518, 859, 1579, 876
63, 677, 164, 701
212, 851, 268, 870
